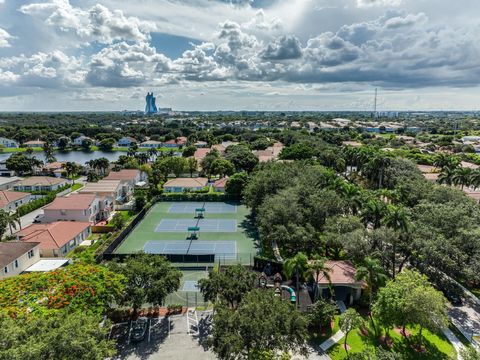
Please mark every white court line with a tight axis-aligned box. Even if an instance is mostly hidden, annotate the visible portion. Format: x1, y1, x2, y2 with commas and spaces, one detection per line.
148, 318, 151, 342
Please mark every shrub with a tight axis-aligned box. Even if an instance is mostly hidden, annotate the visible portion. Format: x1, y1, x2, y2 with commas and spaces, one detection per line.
17, 193, 56, 216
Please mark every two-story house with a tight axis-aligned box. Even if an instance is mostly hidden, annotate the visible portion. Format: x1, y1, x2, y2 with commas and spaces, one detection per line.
104, 169, 145, 201
42, 193, 102, 223
0, 241, 40, 279
17, 221, 91, 257
79, 179, 122, 205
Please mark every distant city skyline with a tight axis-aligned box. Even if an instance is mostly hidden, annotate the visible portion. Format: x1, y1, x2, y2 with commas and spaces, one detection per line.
1, 0, 480, 111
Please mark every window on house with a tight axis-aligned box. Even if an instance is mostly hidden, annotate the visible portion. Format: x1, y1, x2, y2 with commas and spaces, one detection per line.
14, 260, 18, 268
28, 249, 34, 258
61, 209, 66, 215
4, 266, 8, 274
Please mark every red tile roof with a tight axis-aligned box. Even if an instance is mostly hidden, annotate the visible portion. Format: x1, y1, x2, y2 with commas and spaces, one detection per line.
194, 148, 211, 161
18, 222, 90, 250
44, 194, 96, 211
214, 177, 228, 189
0, 190, 30, 208
104, 169, 140, 181
315, 260, 363, 286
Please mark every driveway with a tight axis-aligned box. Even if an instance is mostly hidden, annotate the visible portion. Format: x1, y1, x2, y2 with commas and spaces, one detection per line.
5, 207, 44, 236
449, 298, 480, 342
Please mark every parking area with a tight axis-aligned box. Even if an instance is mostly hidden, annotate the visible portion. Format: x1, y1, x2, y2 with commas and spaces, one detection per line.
111, 313, 216, 360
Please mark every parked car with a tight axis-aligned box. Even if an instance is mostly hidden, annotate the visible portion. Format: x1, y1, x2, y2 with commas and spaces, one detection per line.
33, 214, 44, 223
130, 317, 148, 342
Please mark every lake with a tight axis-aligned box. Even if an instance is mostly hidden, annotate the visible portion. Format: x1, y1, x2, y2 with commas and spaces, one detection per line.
0, 150, 124, 165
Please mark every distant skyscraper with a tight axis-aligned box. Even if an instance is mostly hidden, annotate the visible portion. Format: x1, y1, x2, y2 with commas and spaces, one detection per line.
145, 92, 158, 115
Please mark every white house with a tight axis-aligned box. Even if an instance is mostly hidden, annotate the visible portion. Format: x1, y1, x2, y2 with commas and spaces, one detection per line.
0, 242, 40, 279
140, 140, 163, 148
163, 177, 209, 193
117, 137, 137, 147
0, 190, 31, 212
43, 193, 102, 223
73, 135, 94, 146
0, 137, 19, 148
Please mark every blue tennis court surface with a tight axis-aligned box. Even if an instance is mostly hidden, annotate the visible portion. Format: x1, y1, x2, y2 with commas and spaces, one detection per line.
144, 240, 237, 259
155, 219, 237, 232
168, 202, 237, 214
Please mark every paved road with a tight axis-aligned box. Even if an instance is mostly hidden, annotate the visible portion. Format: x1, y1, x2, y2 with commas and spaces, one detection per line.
449, 299, 480, 342
5, 207, 44, 236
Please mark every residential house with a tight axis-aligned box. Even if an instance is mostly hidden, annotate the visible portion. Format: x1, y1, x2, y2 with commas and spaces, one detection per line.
0, 241, 40, 279
314, 260, 364, 305
43, 193, 104, 223
194, 148, 211, 163
117, 136, 137, 147
0, 190, 31, 212
194, 141, 208, 148
73, 135, 94, 146
163, 177, 209, 193
23, 140, 45, 148
104, 169, 145, 201
79, 179, 123, 204
13, 176, 69, 192
213, 177, 227, 192
17, 221, 91, 257
176, 136, 188, 146
0, 161, 15, 177
140, 140, 163, 148
0, 137, 19, 148
253, 142, 284, 163
0, 176, 22, 190
41, 161, 66, 178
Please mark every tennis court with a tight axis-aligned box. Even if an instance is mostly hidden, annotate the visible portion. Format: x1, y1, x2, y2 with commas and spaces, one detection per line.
168, 202, 237, 214
114, 202, 258, 265
155, 219, 237, 232
144, 240, 237, 259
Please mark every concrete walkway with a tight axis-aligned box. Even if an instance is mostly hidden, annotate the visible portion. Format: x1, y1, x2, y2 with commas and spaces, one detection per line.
442, 327, 465, 360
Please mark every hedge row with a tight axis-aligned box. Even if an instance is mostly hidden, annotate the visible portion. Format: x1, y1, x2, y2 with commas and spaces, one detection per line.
159, 192, 231, 201
17, 193, 56, 216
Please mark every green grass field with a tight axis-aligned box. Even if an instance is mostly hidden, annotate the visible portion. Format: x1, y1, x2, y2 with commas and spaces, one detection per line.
328, 319, 456, 360
114, 201, 259, 264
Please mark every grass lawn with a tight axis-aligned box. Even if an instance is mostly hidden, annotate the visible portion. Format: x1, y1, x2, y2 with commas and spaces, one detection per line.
310, 315, 341, 345
70, 183, 83, 192
0, 147, 43, 153
328, 317, 456, 360
113, 201, 259, 265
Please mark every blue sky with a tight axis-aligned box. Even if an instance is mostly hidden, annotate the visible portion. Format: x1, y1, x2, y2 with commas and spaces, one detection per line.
0, 0, 480, 111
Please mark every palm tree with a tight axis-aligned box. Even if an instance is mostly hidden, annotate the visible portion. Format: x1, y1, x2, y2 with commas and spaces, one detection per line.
360, 199, 386, 229
284, 252, 309, 308
433, 153, 459, 170
355, 256, 388, 336
7, 211, 21, 235
452, 167, 472, 190
364, 155, 391, 189
62, 162, 80, 184
437, 165, 456, 186
147, 148, 158, 161
470, 169, 480, 190
384, 205, 409, 278
340, 183, 362, 215
308, 255, 331, 300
